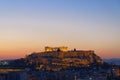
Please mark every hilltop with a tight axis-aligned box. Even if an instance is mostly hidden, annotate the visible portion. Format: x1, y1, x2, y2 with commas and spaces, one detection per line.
25, 47, 103, 71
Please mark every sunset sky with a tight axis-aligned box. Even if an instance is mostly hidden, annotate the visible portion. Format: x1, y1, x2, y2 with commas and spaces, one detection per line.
0, 0, 120, 59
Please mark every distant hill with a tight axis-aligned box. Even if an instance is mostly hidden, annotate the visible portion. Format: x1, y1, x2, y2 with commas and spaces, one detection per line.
26, 50, 103, 71
103, 58, 120, 65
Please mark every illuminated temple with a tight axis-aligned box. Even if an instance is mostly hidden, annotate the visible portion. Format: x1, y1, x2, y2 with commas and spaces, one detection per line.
45, 46, 68, 52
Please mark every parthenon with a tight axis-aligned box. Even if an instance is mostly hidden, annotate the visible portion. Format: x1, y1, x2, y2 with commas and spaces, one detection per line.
45, 46, 68, 52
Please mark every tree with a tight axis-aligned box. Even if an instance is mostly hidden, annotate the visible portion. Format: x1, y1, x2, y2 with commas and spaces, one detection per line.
57, 48, 61, 52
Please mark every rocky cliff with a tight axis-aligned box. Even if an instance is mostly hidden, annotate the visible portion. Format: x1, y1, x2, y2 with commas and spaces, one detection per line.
26, 50, 103, 71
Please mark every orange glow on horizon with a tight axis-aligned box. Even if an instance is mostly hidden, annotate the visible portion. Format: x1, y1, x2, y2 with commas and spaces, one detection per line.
0, 46, 120, 60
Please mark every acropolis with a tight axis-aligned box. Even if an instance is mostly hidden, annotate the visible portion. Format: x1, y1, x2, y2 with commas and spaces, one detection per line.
26, 47, 103, 71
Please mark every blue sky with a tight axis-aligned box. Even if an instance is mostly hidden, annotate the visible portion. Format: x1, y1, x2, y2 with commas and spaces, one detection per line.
0, 0, 120, 59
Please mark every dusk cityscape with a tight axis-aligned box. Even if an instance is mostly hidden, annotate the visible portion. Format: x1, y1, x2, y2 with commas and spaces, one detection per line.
0, 0, 120, 80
